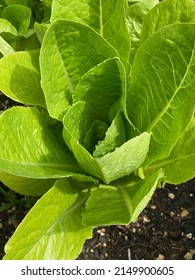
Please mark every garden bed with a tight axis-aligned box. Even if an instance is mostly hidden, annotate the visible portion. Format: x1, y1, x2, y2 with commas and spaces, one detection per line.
0, 92, 195, 260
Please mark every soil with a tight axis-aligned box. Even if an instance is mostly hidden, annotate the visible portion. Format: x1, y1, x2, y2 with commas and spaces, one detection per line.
0, 92, 195, 260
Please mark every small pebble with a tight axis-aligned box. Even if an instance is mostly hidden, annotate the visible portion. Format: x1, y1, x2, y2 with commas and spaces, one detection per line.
143, 215, 150, 223
184, 250, 195, 260
168, 193, 175, 199
156, 254, 165, 260
180, 209, 189, 217
186, 233, 193, 239
0, 222, 3, 229
124, 235, 128, 241
170, 211, 175, 217
150, 205, 156, 210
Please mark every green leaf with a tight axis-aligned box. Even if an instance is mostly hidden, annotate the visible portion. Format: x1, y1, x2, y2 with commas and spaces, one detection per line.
40, 20, 118, 120
2, 4, 31, 33
34, 22, 49, 44
63, 105, 105, 181
4, 179, 93, 259
63, 102, 151, 183
0, 18, 18, 35
147, 118, 195, 184
5, 0, 32, 7
83, 121, 108, 154
141, 0, 195, 43
73, 58, 125, 123
0, 170, 54, 196
127, 23, 195, 166
51, 0, 130, 67
126, 0, 158, 64
93, 112, 126, 158
96, 132, 151, 183
83, 170, 161, 226
0, 35, 15, 56
0, 106, 83, 179
0, 51, 45, 106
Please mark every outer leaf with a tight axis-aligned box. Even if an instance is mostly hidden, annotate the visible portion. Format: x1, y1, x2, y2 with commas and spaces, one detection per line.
147, 118, 195, 184
83, 170, 161, 226
51, 0, 130, 67
2, 4, 31, 33
127, 23, 195, 166
0, 170, 54, 196
5, 0, 31, 7
0, 106, 83, 178
4, 179, 93, 260
73, 58, 125, 123
126, 0, 158, 64
40, 20, 118, 120
141, 0, 195, 43
0, 51, 45, 106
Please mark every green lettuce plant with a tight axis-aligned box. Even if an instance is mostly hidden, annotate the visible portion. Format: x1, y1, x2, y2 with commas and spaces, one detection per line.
0, 0, 195, 259
0, 0, 51, 57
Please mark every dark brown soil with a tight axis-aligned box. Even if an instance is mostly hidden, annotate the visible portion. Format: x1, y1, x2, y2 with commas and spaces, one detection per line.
78, 179, 195, 260
0, 178, 195, 260
0, 92, 195, 260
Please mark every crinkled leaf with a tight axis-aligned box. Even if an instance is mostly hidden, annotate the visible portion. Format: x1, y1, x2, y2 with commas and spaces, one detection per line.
96, 132, 151, 184
148, 118, 195, 184
93, 112, 126, 158
141, 0, 195, 43
0, 106, 83, 178
63, 102, 150, 183
127, 23, 195, 166
0, 170, 54, 196
4, 179, 93, 260
126, 0, 158, 64
83, 170, 161, 226
63, 101, 95, 147
51, 0, 130, 67
63, 104, 105, 181
40, 20, 117, 120
2, 4, 31, 33
73, 58, 125, 123
0, 51, 45, 106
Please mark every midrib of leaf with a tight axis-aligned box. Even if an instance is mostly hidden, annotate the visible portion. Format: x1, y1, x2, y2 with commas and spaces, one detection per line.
54, 35, 74, 94
1, 158, 79, 171
118, 185, 133, 216
99, 0, 103, 37
146, 42, 195, 132
146, 153, 195, 172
